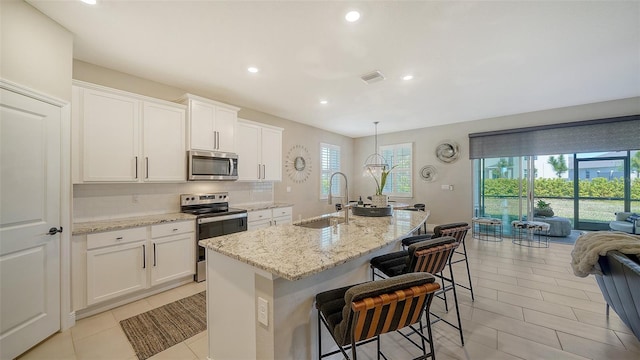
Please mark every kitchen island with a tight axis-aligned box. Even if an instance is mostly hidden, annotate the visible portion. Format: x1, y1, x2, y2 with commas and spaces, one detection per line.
199, 209, 429, 360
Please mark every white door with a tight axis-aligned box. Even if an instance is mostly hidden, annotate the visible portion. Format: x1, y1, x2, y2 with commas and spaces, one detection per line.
0, 88, 61, 359
143, 102, 186, 182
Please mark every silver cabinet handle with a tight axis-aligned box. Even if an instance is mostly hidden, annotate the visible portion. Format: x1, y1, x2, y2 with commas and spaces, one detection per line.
116, 236, 123, 240
135, 156, 138, 179
153, 243, 157, 267
145, 157, 149, 179
142, 244, 146, 269
257, 164, 261, 179
216, 131, 220, 150
262, 164, 266, 179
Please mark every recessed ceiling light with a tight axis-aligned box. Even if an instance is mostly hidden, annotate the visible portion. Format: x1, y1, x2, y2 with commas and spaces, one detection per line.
345, 11, 360, 22
81, 0, 97, 4
247, 67, 259, 73
320, 100, 328, 105
402, 75, 414, 81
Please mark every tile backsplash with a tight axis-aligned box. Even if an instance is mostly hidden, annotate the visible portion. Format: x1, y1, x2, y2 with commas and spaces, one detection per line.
73, 181, 273, 222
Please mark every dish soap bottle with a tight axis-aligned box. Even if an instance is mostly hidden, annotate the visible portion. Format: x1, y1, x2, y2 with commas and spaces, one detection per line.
357, 196, 363, 206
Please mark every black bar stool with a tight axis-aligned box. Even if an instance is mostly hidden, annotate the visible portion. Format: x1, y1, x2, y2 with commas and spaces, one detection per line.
316, 272, 440, 360
369, 237, 465, 346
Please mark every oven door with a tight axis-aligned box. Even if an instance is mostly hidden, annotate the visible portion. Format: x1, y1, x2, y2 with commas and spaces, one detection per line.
195, 213, 247, 282
188, 150, 238, 181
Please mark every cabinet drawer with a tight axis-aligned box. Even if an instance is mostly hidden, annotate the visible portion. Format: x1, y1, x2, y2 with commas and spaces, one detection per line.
87, 227, 147, 250
272, 207, 292, 218
151, 220, 194, 238
248, 209, 272, 222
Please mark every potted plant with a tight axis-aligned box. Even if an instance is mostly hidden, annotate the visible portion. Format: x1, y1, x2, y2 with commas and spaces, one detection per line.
368, 165, 396, 207
534, 199, 554, 217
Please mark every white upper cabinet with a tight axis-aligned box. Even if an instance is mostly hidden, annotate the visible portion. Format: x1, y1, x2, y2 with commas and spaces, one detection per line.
81, 88, 140, 182
142, 102, 186, 182
179, 94, 240, 153
236, 119, 283, 181
72, 81, 187, 183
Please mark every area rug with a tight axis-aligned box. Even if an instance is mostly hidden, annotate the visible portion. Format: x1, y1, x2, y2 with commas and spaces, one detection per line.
120, 291, 206, 360
548, 230, 584, 245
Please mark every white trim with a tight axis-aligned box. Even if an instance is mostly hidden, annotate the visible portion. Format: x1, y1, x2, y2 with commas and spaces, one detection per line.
0, 79, 67, 107
237, 118, 284, 132
72, 80, 186, 110
60, 104, 73, 330
175, 92, 240, 111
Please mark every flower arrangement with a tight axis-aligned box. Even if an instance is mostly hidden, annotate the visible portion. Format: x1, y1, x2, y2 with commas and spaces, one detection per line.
368, 165, 397, 195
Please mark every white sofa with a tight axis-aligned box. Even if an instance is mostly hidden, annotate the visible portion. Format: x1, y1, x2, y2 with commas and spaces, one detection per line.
609, 212, 640, 234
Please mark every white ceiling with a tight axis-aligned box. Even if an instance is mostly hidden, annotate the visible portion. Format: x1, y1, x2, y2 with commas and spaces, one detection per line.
28, 0, 640, 138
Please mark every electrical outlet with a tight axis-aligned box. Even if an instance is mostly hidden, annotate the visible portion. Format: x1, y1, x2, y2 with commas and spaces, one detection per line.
258, 297, 268, 326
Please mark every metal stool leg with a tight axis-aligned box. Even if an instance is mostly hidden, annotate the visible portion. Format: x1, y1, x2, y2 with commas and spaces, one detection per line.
460, 239, 475, 301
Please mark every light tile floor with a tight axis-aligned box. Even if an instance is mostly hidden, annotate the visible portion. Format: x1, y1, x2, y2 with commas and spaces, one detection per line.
18, 238, 640, 360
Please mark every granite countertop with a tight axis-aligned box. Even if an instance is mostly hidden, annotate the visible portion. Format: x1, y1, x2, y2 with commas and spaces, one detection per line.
199, 209, 429, 281
235, 202, 294, 211
72, 213, 197, 235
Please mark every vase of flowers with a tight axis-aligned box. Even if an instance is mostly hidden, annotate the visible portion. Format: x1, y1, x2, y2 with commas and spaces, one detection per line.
368, 165, 396, 208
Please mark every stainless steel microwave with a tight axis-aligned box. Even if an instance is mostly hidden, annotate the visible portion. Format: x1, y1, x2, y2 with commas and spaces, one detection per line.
188, 150, 238, 181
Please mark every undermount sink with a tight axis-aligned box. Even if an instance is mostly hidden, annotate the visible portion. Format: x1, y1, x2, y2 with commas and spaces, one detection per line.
294, 216, 345, 229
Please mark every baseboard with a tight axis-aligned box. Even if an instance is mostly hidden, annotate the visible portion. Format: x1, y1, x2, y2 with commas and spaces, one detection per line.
62, 311, 76, 331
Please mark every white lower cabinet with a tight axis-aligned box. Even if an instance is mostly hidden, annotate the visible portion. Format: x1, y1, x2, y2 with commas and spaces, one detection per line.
272, 207, 293, 226
86, 240, 147, 306
79, 221, 195, 309
247, 207, 293, 231
150, 226, 195, 286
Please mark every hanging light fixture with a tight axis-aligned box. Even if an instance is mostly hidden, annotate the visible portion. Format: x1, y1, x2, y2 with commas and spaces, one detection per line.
363, 121, 389, 176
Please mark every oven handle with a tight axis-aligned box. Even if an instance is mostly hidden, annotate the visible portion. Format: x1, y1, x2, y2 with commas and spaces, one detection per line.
198, 213, 248, 224
229, 158, 235, 177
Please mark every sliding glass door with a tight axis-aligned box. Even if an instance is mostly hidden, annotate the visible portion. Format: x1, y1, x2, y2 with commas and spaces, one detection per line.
474, 150, 640, 235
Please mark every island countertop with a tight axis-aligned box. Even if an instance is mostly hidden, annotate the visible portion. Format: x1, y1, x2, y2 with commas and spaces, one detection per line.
199, 209, 429, 281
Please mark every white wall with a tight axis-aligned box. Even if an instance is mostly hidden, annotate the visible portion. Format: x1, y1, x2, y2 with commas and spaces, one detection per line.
352, 97, 640, 226
0, 0, 73, 101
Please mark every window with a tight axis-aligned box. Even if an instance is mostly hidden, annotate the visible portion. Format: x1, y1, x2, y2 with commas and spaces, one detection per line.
379, 143, 413, 197
320, 143, 341, 199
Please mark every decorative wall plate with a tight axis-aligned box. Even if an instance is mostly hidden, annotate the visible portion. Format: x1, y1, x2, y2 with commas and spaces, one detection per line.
285, 145, 312, 183
435, 140, 460, 164
420, 165, 438, 182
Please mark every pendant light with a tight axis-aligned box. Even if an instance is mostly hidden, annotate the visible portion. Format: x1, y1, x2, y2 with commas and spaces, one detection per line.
363, 121, 388, 175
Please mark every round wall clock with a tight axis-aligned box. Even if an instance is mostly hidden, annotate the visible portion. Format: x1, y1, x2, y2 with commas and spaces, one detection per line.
285, 145, 312, 183
435, 140, 460, 164
420, 165, 438, 182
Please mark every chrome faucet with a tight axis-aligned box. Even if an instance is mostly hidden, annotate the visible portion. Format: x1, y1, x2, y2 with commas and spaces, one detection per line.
328, 171, 349, 224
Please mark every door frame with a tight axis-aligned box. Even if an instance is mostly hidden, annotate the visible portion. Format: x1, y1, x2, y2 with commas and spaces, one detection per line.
0, 79, 73, 330
573, 153, 630, 231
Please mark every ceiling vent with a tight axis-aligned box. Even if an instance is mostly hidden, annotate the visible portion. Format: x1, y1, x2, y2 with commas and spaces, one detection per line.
360, 70, 385, 84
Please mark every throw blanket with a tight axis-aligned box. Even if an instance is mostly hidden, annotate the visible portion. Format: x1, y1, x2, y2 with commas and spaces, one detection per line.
571, 231, 640, 277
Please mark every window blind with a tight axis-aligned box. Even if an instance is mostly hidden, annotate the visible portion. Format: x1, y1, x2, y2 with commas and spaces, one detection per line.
320, 143, 341, 199
468, 115, 640, 159
380, 143, 413, 197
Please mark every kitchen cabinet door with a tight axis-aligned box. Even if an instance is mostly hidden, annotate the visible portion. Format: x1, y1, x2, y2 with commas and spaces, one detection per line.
236, 121, 261, 180
150, 233, 195, 286
261, 127, 282, 181
143, 102, 186, 182
189, 100, 216, 151
86, 240, 147, 305
215, 106, 237, 153
184, 95, 239, 152
82, 88, 139, 182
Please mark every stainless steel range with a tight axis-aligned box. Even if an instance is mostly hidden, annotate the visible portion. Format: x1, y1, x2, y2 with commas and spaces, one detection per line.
180, 192, 247, 282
